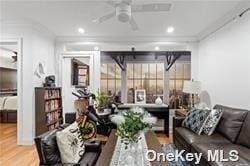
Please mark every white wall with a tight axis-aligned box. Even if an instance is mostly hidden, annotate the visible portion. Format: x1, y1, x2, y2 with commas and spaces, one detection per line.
0, 22, 56, 145
61, 52, 100, 116
198, 13, 250, 109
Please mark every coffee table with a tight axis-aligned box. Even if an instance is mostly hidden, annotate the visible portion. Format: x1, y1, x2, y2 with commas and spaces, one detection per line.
96, 130, 167, 166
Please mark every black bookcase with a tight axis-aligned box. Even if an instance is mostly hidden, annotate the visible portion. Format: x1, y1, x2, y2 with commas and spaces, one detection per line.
35, 87, 63, 136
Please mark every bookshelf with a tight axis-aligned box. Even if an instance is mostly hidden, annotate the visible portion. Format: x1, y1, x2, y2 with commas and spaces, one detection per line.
35, 87, 63, 136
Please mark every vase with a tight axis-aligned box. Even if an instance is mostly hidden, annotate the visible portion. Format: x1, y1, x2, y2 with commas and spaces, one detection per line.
155, 96, 163, 105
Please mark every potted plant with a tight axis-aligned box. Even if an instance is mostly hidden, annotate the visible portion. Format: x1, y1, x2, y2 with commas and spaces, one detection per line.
95, 91, 110, 113
112, 107, 156, 165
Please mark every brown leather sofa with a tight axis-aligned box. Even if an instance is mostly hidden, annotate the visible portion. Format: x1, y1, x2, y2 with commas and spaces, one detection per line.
173, 105, 250, 166
34, 124, 101, 166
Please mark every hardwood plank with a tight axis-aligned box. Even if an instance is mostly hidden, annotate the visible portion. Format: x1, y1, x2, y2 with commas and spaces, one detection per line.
0, 123, 39, 166
0, 124, 172, 166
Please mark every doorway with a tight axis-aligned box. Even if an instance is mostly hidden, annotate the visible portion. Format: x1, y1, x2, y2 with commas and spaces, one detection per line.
0, 39, 22, 145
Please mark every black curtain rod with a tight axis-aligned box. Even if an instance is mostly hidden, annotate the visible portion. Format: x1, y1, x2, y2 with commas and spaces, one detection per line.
239, 8, 250, 17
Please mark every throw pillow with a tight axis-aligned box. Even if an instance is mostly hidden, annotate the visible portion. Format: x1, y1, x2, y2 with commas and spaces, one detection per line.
202, 109, 223, 135
182, 109, 210, 135
56, 122, 84, 164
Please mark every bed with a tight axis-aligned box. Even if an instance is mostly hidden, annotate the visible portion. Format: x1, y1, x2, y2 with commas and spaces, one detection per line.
0, 96, 17, 123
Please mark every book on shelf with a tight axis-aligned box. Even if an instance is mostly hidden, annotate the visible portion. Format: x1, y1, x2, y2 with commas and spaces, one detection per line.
35, 87, 63, 136
45, 99, 61, 112
44, 89, 60, 99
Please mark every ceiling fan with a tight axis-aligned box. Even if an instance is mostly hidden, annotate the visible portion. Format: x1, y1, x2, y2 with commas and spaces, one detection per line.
93, 0, 171, 30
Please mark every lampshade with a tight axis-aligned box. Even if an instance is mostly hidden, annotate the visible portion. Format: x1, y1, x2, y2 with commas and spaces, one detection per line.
183, 81, 201, 94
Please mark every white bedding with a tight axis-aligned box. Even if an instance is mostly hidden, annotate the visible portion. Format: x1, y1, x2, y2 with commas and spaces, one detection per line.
0, 97, 6, 110
3, 96, 17, 110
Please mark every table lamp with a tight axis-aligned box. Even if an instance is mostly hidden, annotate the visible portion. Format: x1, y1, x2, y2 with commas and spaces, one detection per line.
183, 80, 201, 108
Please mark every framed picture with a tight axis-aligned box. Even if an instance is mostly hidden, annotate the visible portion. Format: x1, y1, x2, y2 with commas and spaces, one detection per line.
135, 89, 146, 104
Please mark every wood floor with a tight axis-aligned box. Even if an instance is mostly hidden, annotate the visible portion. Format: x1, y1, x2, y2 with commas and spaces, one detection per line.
0, 123, 172, 166
0, 123, 39, 166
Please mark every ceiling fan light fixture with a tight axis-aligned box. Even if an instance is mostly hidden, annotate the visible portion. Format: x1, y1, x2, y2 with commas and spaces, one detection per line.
154, 46, 160, 51
116, 3, 131, 22
78, 28, 85, 34
167, 26, 175, 33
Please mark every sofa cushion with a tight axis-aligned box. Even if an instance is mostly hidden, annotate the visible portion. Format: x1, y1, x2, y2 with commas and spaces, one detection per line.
174, 127, 230, 151
236, 112, 250, 148
214, 105, 248, 143
182, 109, 209, 135
191, 143, 250, 166
79, 152, 99, 166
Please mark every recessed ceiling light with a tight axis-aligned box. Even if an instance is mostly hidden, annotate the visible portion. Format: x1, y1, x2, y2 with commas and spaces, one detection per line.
94, 46, 99, 51
167, 26, 175, 33
78, 28, 85, 34
155, 46, 160, 51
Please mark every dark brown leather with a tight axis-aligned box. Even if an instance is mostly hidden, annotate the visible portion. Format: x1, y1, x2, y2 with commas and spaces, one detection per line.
237, 112, 250, 148
34, 127, 101, 166
79, 152, 99, 166
84, 141, 102, 153
173, 116, 185, 128
173, 117, 186, 148
174, 127, 231, 151
34, 129, 61, 165
65, 112, 76, 124
173, 105, 250, 166
214, 105, 248, 143
191, 143, 250, 166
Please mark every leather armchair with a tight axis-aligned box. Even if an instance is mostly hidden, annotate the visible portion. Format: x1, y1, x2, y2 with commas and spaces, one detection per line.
34, 126, 101, 166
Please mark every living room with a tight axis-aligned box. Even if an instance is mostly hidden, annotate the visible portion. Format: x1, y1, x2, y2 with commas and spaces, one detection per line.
0, 0, 249, 165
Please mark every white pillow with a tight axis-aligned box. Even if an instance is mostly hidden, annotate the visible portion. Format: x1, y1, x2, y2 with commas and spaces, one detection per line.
56, 122, 84, 164
202, 109, 223, 135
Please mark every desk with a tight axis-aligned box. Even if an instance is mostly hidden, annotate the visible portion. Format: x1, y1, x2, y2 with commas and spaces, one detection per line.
175, 109, 188, 117
118, 104, 169, 136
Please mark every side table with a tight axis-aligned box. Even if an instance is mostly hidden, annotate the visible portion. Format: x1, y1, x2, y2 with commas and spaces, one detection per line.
175, 109, 188, 117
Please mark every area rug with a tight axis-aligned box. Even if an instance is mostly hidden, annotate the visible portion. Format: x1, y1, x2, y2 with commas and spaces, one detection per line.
162, 144, 191, 166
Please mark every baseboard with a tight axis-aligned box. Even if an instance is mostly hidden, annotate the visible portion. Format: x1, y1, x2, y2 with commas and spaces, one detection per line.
18, 138, 34, 145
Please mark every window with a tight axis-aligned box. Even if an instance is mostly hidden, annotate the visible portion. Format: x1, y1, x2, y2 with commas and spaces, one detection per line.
169, 63, 191, 109
127, 63, 164, 103
100, 63, 121, 97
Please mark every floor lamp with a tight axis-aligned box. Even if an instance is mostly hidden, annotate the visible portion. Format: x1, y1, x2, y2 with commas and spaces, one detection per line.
183, 80, 202, 108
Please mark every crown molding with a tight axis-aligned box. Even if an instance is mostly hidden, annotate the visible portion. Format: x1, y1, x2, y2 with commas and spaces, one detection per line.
0, 19, 55, 38
197, 1, 250, 42
56, 35, 198, 44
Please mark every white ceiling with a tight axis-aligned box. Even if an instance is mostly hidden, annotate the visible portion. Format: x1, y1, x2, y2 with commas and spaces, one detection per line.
0, 0, 242, 38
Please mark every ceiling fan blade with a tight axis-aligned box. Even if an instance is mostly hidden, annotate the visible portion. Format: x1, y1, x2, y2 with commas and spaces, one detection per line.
122, 0, 132, 4
106, 0, 117, 7
132, 3, 171, 12
93, 11, 116, 23
129, 17, 139, 31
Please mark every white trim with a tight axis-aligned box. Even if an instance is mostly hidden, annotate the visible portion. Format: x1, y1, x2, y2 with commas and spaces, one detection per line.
197, 1, 250, 41
0, 38, 23, 145
56, 36, 197, 43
